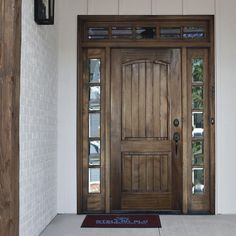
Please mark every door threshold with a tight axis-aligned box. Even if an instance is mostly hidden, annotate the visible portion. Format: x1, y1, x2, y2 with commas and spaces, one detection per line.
111, 210, 182, 215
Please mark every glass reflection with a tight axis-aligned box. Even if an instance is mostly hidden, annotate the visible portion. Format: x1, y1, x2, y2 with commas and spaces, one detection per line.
89, 168, 100, 193
192, 86, 203, 109
192, 168, 204, 194
89, 59, 100, 83
112, 27, 133, 39
89, 86, 100, 111
135, 27, 156, 39
89, 141, 100, 166
160, 27, 181, 39
192, 58, 203, 82
192, 112, 204, 137
183, 27, 205, 39
192, 141, 204, 165
89, 113, 100, 138
88, 27, 109, 40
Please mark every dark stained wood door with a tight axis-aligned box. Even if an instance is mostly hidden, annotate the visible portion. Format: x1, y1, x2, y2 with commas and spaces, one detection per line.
111, 48, 182, 211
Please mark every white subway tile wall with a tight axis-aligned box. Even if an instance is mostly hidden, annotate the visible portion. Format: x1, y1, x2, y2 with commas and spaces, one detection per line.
20, 0, 58, 235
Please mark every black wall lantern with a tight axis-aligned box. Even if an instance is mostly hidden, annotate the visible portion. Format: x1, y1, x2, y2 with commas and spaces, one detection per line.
34, 0, 55, 25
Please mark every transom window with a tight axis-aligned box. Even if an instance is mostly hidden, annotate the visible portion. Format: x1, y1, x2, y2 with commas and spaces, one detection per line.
84, 20, 209, 41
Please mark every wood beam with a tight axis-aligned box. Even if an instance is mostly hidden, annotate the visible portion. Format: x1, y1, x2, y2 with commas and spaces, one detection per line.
0, 0, 21, 235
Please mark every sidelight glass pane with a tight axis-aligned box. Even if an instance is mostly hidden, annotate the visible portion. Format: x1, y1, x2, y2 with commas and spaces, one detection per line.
89, 168, 100, 193
192, 141, 204, 165
89, 113, 100, 138
89, 59, 101, 83
192, 112, 204, 137
192, 86, 203, 109
89, 140, 101, 166
192, 59, 203, 83
135, 27, 156, 39
89, 86, 100, 111
192, 168, 204, 194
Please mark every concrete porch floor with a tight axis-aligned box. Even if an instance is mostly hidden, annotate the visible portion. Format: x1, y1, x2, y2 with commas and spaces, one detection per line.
40, 214, 236, 236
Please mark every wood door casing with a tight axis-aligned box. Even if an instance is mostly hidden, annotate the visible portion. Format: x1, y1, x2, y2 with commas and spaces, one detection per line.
111, 48, 182, 211
78, 16, 215, 214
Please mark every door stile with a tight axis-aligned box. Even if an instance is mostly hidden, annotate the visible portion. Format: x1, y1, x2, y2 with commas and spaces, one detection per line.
182, 47, 189, 214
169, 49, 183, 211
105, 47, 111, 213
209, 17, 215, 213
110, 49, 122, 210
81, 49, 89, 211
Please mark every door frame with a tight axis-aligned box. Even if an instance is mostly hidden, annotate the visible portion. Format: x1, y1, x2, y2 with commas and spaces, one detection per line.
77, 15, 215, 214
0, 0, 21, 234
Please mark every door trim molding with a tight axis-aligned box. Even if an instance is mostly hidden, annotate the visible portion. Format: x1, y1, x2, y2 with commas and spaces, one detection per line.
77, 15, 215, 214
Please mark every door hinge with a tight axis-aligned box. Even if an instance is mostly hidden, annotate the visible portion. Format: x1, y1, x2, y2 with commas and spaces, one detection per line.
84, 59, 89, 72
210, 117, 215, 125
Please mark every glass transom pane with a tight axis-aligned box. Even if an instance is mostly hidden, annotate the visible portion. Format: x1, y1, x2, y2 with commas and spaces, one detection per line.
160, 27, 181, 39
135, 27, 156, 39
183, 26, 205, 39
112, 27, 133, 39
88, 27, 109, 40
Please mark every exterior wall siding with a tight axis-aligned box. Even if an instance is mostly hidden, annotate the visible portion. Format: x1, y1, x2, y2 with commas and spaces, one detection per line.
20, 0, 58, 235
56, 0, 217, 214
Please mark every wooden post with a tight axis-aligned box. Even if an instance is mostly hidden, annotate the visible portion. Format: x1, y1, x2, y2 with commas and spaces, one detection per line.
0, 0, 21, 235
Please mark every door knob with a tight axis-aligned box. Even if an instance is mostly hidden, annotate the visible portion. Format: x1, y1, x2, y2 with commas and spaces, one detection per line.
173, 132, 180, 156
173, 132, 180, 142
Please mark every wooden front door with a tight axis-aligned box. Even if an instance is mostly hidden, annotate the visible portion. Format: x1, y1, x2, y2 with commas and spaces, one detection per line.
111, 48, 182, 211
78, 16, 215, 214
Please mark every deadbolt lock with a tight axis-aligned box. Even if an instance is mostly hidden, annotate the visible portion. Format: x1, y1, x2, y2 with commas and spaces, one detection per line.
173, 118, 180, 127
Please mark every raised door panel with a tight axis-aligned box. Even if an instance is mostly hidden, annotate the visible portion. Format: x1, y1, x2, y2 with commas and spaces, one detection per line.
88, 0, 118, 15
183, 0, 215, 15
121, 153, 172, 210
119, 0, 152, 15
122, 61, 169, 140
152, 0, 183, 15
122, 153, 171, 193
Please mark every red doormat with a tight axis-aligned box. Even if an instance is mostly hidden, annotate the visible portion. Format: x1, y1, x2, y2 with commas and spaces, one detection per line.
81, 214, 161, 228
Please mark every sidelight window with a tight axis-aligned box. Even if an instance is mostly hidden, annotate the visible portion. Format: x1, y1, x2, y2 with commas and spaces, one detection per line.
191, 58, 205, 195
88, 58, 101, 193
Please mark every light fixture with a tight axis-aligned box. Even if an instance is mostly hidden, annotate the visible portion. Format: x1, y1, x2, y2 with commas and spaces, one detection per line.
34, 0, 54, 25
